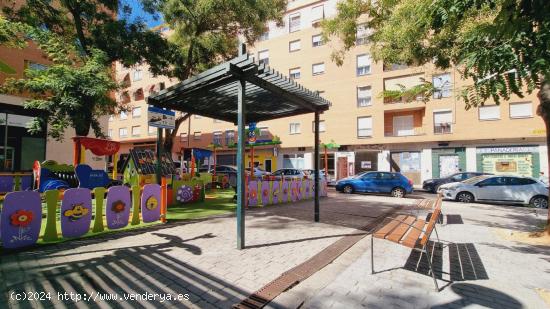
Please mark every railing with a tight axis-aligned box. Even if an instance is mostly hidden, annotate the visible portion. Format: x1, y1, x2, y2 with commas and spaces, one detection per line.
384, 127, 426, 137
434, 123, 452, 134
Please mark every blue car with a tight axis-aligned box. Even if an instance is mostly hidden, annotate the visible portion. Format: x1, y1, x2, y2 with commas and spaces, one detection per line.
335, 171, 413, 197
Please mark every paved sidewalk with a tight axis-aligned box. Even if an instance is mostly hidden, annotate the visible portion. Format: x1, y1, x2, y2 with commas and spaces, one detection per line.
0, 192, 407, 309
296, 200, 550, 309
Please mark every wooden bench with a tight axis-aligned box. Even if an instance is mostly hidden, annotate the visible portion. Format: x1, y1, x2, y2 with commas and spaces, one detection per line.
371, 200, 442, 291
408, 197, 444, 223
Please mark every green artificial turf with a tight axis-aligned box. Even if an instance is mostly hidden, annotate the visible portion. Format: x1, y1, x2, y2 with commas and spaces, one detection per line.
166, 189, 236, 221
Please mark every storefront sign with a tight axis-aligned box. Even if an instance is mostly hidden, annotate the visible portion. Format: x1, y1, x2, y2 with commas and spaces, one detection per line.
361, 161, 372, 169
147, 106, 175, 129
481, 153, 533, 177
476, 146, 538, 154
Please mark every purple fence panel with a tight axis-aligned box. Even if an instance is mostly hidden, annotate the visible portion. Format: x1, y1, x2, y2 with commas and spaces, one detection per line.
272, 181, 280, 204
261, 181, 270, 205
248, 181, 258, 206
281, 181, 289, 203
141, 184, 161, 223
1, 191, 41, 249
106, 186, 131, 230
61, 188, 92, 238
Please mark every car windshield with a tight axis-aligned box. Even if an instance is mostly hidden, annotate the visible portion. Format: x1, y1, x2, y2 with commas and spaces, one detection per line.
462, 175, 491, 184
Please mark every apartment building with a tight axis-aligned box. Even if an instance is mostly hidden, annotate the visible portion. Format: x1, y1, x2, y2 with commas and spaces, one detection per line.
110, 0, 546, 184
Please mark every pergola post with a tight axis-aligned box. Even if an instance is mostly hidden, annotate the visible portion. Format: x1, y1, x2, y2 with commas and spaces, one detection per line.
314, 112, 320, 222
236, 84, 247, 249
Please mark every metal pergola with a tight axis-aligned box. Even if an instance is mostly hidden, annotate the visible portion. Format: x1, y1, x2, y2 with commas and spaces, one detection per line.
147, 44, 331, 249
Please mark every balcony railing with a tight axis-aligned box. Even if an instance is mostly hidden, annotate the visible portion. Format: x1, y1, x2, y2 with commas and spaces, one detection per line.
434, 123, 452, 134
384, 127, 426, 137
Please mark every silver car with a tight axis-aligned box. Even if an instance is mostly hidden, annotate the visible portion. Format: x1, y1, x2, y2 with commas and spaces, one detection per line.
438, 175, 548, 208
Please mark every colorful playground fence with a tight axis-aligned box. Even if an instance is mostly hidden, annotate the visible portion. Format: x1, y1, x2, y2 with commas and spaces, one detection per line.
247, 178, 328, 206
0, 184, 164, 250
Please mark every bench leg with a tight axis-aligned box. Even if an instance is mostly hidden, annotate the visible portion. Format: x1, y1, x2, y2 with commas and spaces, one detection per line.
424, 245, 439, 292
370, 235, 374, 274
434, 225, 441, 243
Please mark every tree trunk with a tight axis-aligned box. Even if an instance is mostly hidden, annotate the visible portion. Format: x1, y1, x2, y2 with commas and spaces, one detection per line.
162, 113, 191, 153
536, 78, 550, 234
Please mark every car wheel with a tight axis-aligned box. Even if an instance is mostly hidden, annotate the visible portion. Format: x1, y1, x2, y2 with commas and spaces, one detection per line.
456, 192, 474, 203
424, 185, 433, 193
391, 187, 405, 198
530, 196, 548, 209
433, 184, 441, 194
343, 185, 354, 194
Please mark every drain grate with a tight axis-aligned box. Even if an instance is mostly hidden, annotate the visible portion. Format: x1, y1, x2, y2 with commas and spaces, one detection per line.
233, 206, 402, 309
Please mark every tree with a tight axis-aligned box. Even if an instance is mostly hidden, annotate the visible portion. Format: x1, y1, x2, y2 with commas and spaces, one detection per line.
322, 0, 550, 231
142, 0, 286, 152
1, 0, 174, 139
0, 17, 118, 139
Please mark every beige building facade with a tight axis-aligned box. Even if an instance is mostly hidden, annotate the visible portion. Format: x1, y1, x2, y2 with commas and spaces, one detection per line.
109, 0, 547, 185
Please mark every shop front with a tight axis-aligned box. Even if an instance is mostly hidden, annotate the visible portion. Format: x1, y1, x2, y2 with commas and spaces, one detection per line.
390, 151, 422, 184
431, 147, 466, 178
476, 145, 540, 177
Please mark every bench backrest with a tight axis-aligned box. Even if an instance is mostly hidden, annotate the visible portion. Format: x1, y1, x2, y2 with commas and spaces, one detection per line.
419, 206, 441, 247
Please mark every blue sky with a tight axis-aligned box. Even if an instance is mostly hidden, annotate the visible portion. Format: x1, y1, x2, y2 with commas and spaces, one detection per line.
120, 0, 163, 28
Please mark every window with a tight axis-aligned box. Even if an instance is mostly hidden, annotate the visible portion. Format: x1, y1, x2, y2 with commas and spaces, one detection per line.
289, 123, 301, 134
478, 105, 500, 120
259, 127, 269, 137
478, 177, 507, 187
283, 154, 305, 169
393, 115, 414, 136
357, 86, 372, 107
259, 31, 269, 41
159, 82, 165, 90
149, 125, 157, 135
312, 34, 324, 47
24, 61, 48, 71
133, 88, 144, 101
433, 110, 452, 134
132, 107, 141, 118
119, 127, 128, 137
213, 131, 222, 145
289, 40, 301, 52
107, 129, 113, 138
179, 132, 188, 141
225, 130, 235, 145
289, 13, 301, 32
131, 126, 141, 136
311, 5, 324, 24
194, 131, 202, 140
433, 73, 452, 98
120, 111, 128, 120
356, 23, 369, 45
357, 116, 372, 137
120, 91, 131, 104
510, 102, 533, 119
289, 67, 301, 80
108, 115, 114, 122
356, 54, 371, 76
312, 120, 326, 132
312, 63, 325, 75
258, 50, 269, 66
132, 69, 143, 81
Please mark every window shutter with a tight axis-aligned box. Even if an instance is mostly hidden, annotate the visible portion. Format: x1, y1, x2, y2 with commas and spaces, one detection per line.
357, 54, 371, 67
479, 105, 500, 120
434, 111, 452, 124
289, 40, 301, 51
311, 5, 324, 22
510, 102, 532, 118
258, 50, 269, 60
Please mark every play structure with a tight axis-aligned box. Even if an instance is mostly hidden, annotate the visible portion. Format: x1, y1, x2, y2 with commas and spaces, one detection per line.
0, 184, 165, 249
121, 148, 177, 187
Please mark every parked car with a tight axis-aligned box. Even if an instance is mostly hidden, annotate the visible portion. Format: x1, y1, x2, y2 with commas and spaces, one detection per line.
302, 169, 327, 181
335, 171, 414, 198
208, 165, 238, 175
438, 175, 549, 208
423, 172, 490, 193
246, 167, 270, 177
271, 168, 307, 179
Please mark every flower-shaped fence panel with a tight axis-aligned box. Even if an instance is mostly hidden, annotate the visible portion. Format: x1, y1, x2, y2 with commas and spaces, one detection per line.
141, 184, 161, 223
272, 180, 280, 204
261, 181, 271, 205
248, 181, 259, 206
61, 188, 92, 238
1, 191, 42, 249
281, 181, 289, 203
106, 186, 131, 230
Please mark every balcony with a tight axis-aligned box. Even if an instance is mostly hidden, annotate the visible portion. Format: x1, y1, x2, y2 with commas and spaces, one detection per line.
434, 123, 452, 134
384, 127, 426, 137
384, 109, 426, 137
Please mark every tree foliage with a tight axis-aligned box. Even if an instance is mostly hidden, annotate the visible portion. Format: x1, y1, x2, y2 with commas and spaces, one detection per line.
0, 17, 118, 140
142, 0, 286, 151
